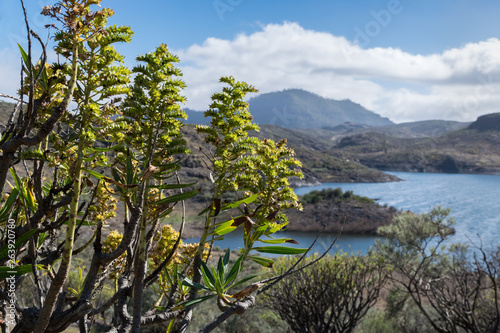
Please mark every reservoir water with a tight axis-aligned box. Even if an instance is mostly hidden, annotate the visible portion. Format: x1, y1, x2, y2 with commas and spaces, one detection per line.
190, 172, 500, 255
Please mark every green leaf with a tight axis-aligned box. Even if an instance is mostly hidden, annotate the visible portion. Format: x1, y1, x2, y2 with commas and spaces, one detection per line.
37, 231, 49, 248
180, 275, 212, 292
209, 219, 236, 236
224, 255, 244, 287
152, 189, 199, 206
0, 188, 19, 222
248, 256, 275, 268
250, 225, 268, 243
111, 167, 123, 183
18, 43, 31, 71
217, 251, 229, 285
154, 306, 168, 311
150, 182, 197, 190
222, 248, 230, 266
39, 63, 48, 89
0, 228, 38, 261
67, 287, 78, 295
199, 261, 216, 289
198, 204, 212, 216
85, 169, 138, 189
166, 319, 175, 333
230, 273, 261, 289
253, 246, 308, 255
85, 169, 106, 180
258, 238, 299, 245
177, 294, 216, 309
10, 168, 35, 211
220, 193, 259, 211
0, 264, 34, 279
211, 266, 223, 295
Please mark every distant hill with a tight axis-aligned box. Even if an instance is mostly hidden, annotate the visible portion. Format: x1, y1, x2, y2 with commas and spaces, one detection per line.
185, 89, 393, 129
0, 101, 15, 126
332, 113, 500, 174
328, 120, 470, 138
185, 108, 207, 125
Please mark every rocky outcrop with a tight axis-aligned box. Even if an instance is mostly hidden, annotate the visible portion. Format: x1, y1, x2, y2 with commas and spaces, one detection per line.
286, 201, 396, 234
285, 189, 397, 234
468, 113, 500, 132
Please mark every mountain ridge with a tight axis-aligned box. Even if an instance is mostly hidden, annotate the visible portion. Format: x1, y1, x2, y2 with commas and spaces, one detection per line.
185, 88, 393, 129
332, 113, 500, 174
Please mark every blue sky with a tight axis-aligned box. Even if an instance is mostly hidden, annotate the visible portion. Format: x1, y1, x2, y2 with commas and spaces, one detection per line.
1, 1, 500, 123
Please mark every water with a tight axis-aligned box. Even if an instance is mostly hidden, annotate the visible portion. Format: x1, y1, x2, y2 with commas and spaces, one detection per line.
189, 172, 500, 255
195, 229, 378, 257
296, 172, 500, 249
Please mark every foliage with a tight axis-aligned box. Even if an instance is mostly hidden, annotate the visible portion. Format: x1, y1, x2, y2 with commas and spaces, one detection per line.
376, 207, 500, 333
355, 309, 397, 333
299, 187, 374, 205
263, 252, 389, 333
0, 2, 305, 332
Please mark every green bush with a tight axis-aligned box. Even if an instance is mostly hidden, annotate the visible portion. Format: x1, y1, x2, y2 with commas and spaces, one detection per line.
263, 252, 388, 333
300, 188, 374, 205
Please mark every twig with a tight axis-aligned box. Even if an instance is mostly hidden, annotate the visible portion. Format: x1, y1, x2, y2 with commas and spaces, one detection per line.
258, 226, 339, 294
0, 93, 27, 103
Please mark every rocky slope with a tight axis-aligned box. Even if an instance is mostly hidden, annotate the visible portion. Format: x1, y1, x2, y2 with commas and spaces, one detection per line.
331, 113, 500, 175
180, 124, 400, 187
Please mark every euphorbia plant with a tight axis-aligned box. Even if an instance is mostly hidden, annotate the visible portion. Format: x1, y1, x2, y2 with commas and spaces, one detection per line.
0, 2, 310, 332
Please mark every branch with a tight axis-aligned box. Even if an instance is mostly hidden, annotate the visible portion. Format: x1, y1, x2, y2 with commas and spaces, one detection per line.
196, 228, 338, 333
144, 172, 187, 288
258, 226, 338, 295
199, 297, 256, 333
140, 308, 185, 326
0, 93, 27, 103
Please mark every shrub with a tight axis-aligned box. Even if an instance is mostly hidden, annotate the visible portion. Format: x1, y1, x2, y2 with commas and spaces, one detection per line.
263, 252, 389, 333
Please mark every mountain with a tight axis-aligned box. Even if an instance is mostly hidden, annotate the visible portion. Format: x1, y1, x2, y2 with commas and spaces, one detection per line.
184, 108, 208, 125
185, 89, 393, 129
247, 89, 393, 129
332, 113, 500, 174
327, 120, 470, 138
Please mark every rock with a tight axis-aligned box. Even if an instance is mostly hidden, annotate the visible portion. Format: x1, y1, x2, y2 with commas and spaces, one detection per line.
468, 113, 500, 132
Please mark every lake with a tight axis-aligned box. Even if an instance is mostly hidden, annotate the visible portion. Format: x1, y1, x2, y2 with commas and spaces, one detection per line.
189, 172, 500, 255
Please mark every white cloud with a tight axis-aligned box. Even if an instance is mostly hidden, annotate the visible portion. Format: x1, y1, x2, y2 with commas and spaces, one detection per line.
1, 22, 499, 123
175, 22, 500, 123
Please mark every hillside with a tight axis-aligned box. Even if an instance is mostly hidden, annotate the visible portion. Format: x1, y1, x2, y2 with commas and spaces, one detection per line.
332, 113, 500, 174
328, 119, 470, 138
186, 89, 393, 129
254, 125, 399, 183
0, 101, 15, 126
179, 124, 399, 192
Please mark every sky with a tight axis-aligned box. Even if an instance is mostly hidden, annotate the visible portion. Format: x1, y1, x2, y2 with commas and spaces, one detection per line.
1, 0, 500, 123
